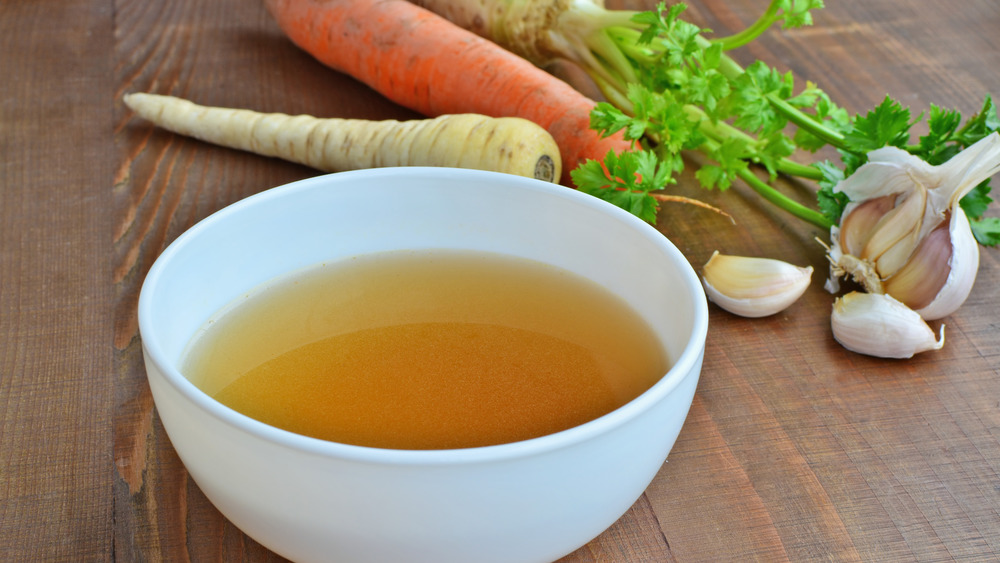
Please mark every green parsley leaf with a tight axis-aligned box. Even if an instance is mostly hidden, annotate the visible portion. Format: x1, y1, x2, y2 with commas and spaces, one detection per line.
843, 96, 914, 152
781, 0, 825, 29
970, 217, 1000, 246
955, 95, 1000, 146
916, 104, 963, 164
685, 69, 730, 113
696, 138, 750, 190
724, 61, 794, 135
813, 160, 849, 223
960, 181, 994, 220
570, 150, 672, 223
755, 132, 797, 178
589, 101, 638, 140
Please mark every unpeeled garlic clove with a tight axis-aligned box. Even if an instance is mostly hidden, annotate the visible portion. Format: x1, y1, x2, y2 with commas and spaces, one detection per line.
831, 291, 945, 359
838, 194, 896, 256
882, 219, 952, 311
702, 251, 813, 318
859, 185, 927, 279
912, 206, 980, 321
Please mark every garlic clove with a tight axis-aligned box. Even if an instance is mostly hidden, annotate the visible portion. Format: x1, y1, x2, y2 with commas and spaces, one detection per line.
831, 292, 945, 359
882, 219, 952, 311
838, 194, 896, 256
913, 206, 980, 321
882, 206, 980, 321
860, 184, 927, 278
702, 251, 813, 318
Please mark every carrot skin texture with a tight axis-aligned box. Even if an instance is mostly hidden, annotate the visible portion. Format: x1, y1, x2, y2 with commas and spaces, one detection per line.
124, 93, 563, 181
264, 0, 630, 185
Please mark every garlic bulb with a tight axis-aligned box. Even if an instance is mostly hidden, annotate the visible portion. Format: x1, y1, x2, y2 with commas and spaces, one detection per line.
825, 132, 1000, 320
831, 292, 944, 358
702, 251, 813, 318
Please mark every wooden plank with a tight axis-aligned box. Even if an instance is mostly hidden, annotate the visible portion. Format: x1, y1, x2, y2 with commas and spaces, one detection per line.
0, 0, 115, 560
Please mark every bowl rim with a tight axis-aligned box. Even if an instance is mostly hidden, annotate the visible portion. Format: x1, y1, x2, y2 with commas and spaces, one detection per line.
138, 167, 709, 466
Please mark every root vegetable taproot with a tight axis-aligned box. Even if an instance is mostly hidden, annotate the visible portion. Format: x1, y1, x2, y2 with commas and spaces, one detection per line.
408, 0, 640, 108
263, 0, 632, 186
409, 0, 601, 67
123, 93, 562, 181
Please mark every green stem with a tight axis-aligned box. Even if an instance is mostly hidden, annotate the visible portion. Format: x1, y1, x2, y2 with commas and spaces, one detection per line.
585, 28, 640, 96
712, 0, 782, 50
582, 1, 850, 165
589, 71, 635, 114
766, 94, 847, 148
572, 2, 834, 225
778, 159, 824, 181
737, 168, 834, 229
694, 35, 850, 153
557, 2, 642, 100
691, 139, 829, 228
684, 105, 824, 181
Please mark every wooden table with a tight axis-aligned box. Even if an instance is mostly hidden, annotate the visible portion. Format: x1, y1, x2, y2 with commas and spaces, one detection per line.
3, 0, 999, 560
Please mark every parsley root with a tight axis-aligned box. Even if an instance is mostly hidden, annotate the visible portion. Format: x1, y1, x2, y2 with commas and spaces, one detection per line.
124, 93, 562, 181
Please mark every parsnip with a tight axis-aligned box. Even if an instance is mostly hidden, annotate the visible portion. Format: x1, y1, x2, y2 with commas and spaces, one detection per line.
123, 93, 562, 182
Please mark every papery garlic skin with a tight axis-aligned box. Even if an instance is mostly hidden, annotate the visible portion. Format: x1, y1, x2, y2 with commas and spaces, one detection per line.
702, 251, 813, 318
825, 132, 1000, 320
831, 292, 945, 359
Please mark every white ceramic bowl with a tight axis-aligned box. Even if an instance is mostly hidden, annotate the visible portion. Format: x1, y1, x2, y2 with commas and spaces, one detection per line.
138, 168, 708, 563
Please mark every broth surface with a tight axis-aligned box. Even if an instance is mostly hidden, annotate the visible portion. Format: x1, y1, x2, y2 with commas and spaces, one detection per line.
183, 250, 669, 449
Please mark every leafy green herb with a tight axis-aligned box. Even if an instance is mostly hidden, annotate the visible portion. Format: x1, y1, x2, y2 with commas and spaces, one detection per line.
814, 161, 848, 223
571, 150, 672, 224
842, 96, 915, 153
970, 217, 1000, 246
570, 0, 1000, 247
961, 181, 1000, 245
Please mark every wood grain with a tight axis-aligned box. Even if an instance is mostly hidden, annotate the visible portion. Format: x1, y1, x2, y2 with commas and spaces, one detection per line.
2, 0, 999, 560
1, 1, 115, 560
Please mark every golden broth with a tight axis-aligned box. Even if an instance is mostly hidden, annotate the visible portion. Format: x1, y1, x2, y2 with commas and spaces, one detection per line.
182, 250, 669, 449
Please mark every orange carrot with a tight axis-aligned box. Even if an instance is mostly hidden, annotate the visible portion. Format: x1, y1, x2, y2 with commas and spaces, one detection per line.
264, 0, 631, 186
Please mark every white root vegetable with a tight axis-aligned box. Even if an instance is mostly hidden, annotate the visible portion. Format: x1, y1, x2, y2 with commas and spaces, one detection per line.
410, 0, 619, 68
123, 93, 562, 182
410, 0, 639, 105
